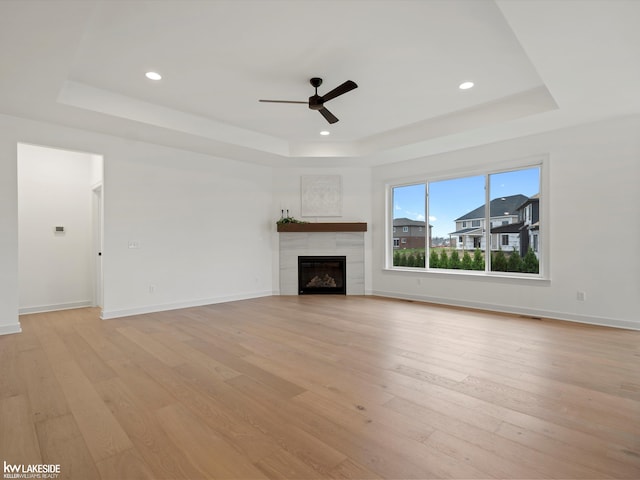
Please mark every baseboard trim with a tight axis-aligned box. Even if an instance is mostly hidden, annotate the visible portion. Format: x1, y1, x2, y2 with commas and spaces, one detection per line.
19, 300, 94, 315
101, 290, 273, 320
0, 323, 22, 336
372, 289, 640, 331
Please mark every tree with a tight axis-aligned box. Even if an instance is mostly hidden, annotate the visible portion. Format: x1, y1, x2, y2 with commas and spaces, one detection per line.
429, 249, 440, 268
507, 248, 522, 272
449, 250, 461, 269
439, 249, 449, 269
521, 247, 539, 273
461, 251, 473, 270
472, 249, 484, 270
492, 250, 507, 271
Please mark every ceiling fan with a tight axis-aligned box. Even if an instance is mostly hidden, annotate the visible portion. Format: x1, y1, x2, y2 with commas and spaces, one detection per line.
259, 77, 358, 124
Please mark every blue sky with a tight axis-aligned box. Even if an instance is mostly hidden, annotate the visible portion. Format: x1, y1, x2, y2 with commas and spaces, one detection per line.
393, 167, 540, 238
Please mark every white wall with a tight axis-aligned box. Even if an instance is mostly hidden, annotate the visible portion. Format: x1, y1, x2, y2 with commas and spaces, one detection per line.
102, 141, 274, 318
18, 144, 98, 313
0, 120, 20, 334
0, 113, 274, 329
372, 115, 640, 330
271, 166, 373, 294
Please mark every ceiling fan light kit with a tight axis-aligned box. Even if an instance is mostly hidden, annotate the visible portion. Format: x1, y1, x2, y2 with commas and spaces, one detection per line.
259, 77, 358, 124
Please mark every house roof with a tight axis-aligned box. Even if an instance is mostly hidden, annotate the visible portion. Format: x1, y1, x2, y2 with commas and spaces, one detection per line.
0, 1, 639, 167
450, 227, 482, 236
491, 221, 525, 234
456, 194, 529, 221
516, 194, 540, 210
393, 218, 426, 227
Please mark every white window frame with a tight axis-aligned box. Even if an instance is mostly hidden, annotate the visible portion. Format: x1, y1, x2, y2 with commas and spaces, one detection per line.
386, 155, 548, 279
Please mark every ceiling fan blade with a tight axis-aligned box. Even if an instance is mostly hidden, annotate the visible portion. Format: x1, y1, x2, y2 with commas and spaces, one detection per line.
321, 80, 358, 103
319, 107, 339, 124
259, 99, 307, 104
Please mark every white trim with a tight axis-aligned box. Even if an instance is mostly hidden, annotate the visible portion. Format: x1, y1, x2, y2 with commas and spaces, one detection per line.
373, 290, 639, 331
19, 300, 93, 315
384, 154, 547, 188
0, 323, 22, 336
387, 157, 547, 278
100, 290, 272, 320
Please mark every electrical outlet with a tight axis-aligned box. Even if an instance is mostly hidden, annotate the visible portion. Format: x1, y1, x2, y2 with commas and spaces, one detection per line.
576, 291, 586, 301
128, 240, 140, 249
149, 284, 156, 294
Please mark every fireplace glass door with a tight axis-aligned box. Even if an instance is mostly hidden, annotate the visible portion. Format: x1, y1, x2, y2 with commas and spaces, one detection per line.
298, 256, 346, 295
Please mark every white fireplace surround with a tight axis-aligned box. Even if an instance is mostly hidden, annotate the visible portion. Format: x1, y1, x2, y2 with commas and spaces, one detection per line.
279, 232, 365, 295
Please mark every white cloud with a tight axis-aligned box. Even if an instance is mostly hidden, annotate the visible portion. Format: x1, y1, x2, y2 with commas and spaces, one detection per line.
429, 216, 437, 222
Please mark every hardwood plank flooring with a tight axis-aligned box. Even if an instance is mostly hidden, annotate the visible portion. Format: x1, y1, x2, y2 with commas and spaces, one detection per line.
1, 296, 639, 479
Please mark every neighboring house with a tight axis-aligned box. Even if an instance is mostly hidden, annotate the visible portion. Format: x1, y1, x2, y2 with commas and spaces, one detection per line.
517, 194, 540, 258
393, 218, 430, 249
450, 194, 529, 252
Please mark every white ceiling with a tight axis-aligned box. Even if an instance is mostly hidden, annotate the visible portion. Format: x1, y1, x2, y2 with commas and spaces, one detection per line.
1, 0, 639, 167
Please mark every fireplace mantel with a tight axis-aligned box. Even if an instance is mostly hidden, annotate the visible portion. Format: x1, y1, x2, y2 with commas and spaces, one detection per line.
277, 222, 367, 233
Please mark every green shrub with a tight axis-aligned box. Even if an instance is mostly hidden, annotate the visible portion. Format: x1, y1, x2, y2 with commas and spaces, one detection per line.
507, 248, 522, 272
472, 249, 484, 270
461, 251, 473, 270
521, 247, 539, 273
492, 250, 507, 271
429, 250, 440, 268
439, 250, 449, 269
449, 250, 461, 269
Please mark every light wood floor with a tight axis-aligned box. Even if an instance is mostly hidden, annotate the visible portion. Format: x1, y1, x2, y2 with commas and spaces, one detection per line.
1, 296, 639, 479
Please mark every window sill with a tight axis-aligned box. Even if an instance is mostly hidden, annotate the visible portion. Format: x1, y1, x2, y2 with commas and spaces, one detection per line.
383, 267, 550, 284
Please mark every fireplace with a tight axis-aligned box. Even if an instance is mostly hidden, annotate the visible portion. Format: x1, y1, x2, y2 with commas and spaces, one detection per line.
298, 256, 346, 295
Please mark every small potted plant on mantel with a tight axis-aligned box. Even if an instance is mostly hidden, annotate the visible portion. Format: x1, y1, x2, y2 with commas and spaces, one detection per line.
277, 210, 307, 224
276, 210, 308, 231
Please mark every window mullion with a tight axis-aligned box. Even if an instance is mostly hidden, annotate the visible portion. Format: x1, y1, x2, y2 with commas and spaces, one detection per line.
485, 174, 491, 272
425, 182, 429, 269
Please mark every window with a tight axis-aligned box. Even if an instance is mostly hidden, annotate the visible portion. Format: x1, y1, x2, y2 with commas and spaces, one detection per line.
389, 164, 542, 275
391, 183, 426, 267
393, 238, 400, 247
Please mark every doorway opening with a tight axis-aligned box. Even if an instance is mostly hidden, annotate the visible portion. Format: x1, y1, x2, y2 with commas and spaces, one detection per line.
17, 143, 104, 314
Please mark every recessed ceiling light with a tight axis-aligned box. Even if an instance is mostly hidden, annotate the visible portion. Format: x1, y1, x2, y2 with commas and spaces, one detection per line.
459, 81, 474, 90
145, 71, 162, 81
320, 130, 330, 136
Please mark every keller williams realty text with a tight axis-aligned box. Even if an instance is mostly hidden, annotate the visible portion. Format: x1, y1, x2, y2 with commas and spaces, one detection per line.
3, 461, 60, 479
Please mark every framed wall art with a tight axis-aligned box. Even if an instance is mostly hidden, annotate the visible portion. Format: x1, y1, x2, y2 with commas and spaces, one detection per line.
300, 175, 342, 217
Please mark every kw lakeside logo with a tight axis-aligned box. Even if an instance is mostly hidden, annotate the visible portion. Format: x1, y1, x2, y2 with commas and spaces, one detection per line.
3, 461, 60, 479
